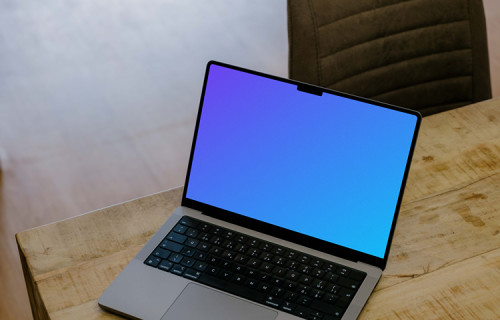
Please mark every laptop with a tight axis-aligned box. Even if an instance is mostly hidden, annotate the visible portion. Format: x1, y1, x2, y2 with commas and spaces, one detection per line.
98, 61, 421, 320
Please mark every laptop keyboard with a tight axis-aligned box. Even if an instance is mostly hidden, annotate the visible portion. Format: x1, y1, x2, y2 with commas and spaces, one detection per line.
144, 216, 366, 320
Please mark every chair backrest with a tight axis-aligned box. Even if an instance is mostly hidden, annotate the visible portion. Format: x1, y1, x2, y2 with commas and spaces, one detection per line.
288, 0, 492, 116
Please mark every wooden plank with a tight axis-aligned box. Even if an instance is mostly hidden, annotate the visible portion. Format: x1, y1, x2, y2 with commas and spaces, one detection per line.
380, 171, 500, 289
360, 248, 500, 319
16, 188, 182, 278
404, 97, 500, 202
16, 187, 182, 317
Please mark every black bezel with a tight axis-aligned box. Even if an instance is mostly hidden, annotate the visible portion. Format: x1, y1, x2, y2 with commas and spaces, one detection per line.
182, 60, 421, 270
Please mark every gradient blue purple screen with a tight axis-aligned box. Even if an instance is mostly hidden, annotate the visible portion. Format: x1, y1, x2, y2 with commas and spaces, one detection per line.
186, 64, 417, 258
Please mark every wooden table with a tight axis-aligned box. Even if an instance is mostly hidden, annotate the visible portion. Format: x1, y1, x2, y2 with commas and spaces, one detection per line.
16, 98, 500, 319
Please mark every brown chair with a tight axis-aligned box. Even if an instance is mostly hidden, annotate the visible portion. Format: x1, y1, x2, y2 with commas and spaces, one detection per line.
288, 0, 492, 116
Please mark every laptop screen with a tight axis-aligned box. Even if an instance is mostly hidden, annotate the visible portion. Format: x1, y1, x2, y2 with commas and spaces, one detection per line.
185, 63, 419, 259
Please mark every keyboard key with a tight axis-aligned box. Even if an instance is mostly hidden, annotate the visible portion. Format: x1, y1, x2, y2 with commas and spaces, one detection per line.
299, 264, 313, 274
294, 306, 309, 317
312, 268, 325, 278
158, 260, 174, 271
264, 295, 282, 308
234, 254, 248, 264
185, 238, 199, 248
207, 266, 220, 276
260, 262, 274, 272
310, 259, 323, 268
232, 274, 245, 284
194, 251, 207, 261
152, 248, 171, 259
247, 248, 260, 257
272, 256, 286, 266
179, 216, 199, 228
245, 279, 259, 288
247, 258, 261, 268
222, 230, 235, 239
323, 263, 337, 272
199, 233, 211, 241
325, 284, 341, 295
173, 224, 188, 234
260, 252, 273, 261
299, 274, 314, 284
247, 238, 260, 247
210, 236, 224, 245
338, 287, 355, 299
297, 296, 312, 306
186, 228, 199, 238
145, 256, 161, 267
298, 255, 310, 264
272, 246, 285, 255
257, 283, 271, 293
286, 250, 298, 260
323, 293, 338, 304
270, 277, 284, 286
312, 279, 327, 290
311, 289, 323, 300
324, 272, 339, 283
160, 241, 183, 253
180, 247, 195, 257
309, 311, 324, 320
283, 291, 299, 302
284, 281, 297, 291
297, 285, 311, 296
260, 243, 273, 251
286, 270, 300, 281
166, 232, 187, 244
171, 264, 186, 275
338, 277, 360, 290
235, 234, 248, 243
232, 264, 246, 274
335, 267, 350, 277
197, 242, 210, 251
349, 270, 366, 282
193, 261, 208, 271
246, 268, 258, 278
270, 287, 285, 297
180, 257, 195, 267
285, 260, 300, 270
211, 227, 223, 235
199, 223, 211, 232
183, 268, 202, 280
210, 247, 223, 255
336, 297, 350, 308
281, 301, 296, 313
223, 240, 236, 250
168, 253, 183, 263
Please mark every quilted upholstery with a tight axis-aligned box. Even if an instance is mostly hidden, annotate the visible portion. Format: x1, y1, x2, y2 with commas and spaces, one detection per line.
288, 0, 492, 116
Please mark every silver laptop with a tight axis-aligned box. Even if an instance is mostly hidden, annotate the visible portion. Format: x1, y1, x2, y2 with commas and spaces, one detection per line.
99, 61, 421, 320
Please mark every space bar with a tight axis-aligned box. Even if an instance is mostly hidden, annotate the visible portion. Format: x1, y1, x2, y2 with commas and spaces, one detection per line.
198, 274, 266, 303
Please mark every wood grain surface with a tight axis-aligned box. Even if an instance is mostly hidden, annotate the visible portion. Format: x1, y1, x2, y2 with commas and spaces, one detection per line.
16, 98, 500, 319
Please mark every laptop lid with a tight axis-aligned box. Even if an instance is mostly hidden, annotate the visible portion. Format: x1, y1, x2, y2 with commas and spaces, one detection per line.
182, 61, 420, 270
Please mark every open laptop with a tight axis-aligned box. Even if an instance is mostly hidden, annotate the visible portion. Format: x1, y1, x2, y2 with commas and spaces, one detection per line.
99, 61, 421, 320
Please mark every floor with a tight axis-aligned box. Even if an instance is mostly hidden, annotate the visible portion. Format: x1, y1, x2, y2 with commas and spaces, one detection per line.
0, 1, 499, 319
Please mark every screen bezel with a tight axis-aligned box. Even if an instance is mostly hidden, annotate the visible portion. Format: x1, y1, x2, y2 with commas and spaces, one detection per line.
182, 60, 421, 270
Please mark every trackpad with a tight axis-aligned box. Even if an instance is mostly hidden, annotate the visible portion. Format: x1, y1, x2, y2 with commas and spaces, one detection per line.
161, 283, 278, 320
